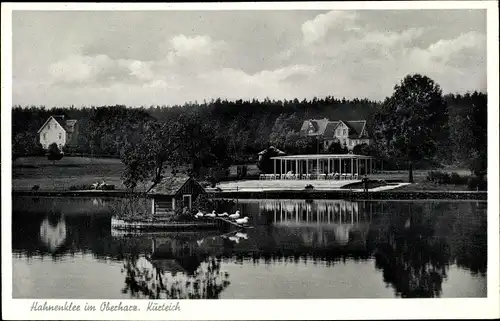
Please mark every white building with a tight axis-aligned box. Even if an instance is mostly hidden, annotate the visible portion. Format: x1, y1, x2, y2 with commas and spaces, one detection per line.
300, 118, 373, 150
37, 115, 79, 150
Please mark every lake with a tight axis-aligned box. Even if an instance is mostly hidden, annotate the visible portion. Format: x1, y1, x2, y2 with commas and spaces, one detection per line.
11, 196, 487, 299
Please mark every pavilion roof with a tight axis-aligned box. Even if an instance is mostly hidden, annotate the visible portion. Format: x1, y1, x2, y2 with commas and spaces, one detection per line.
270, 154, 374, 160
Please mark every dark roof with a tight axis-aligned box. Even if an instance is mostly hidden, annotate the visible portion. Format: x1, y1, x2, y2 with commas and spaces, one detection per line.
149, 175, 204, 196
310, 118, 329, 135
300, 118, 330, 136
344, 121, 368, 138
52, 115, 67, 129
323, 121, 340, 138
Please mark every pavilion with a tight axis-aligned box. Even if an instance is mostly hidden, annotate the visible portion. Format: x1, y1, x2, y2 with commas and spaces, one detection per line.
267, 154, 375, 179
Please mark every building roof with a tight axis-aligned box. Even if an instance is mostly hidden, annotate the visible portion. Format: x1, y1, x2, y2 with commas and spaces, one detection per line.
301, 118, 330, 136
323, 121, 340, 138
301, 119, 369, 139
258, 146, 286, 156
270, 154, 373, 160
344, 120, 368, 139
37, 115, 78, 134
149, 175, 205, 196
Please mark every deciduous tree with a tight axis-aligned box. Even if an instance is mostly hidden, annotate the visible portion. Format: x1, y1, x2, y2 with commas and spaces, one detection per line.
374, 74, 448, 183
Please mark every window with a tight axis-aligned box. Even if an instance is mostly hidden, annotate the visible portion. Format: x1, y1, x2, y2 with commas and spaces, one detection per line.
343, 129, 347, 136
58, 133, 62, 140
48, 124, 50, 130
182, 195, 192, 209
43, 133, 46, 140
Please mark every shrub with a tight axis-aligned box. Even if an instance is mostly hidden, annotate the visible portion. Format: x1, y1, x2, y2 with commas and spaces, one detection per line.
449, 172, 468, 185
467, 176, 487, 191
427, 171, 468, 185
69, 184, 92, 191
68, 183, 115, 191
47, 143, 64, 161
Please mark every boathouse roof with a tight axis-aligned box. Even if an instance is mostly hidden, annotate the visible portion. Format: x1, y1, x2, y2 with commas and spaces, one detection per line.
148, 175, 206, 196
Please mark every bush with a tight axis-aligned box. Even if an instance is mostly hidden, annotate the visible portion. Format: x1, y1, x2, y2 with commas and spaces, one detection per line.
449, 172, 468, 185
47, 143, 64, 161
68, 183, 115, 191
467, 176, 487, 191
69, 184, 92, 191
427, 171, 468, 185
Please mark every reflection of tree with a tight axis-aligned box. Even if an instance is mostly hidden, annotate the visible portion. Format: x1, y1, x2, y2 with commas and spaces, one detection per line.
121, 255, 230, 299
440, 202, 487, 276
371, 204, 450, 298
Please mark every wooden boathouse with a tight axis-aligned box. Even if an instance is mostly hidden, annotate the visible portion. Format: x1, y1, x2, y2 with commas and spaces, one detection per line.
148, 175, 206, 217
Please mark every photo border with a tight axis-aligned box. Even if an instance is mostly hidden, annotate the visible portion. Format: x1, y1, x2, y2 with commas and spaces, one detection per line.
2, 1, 499, 320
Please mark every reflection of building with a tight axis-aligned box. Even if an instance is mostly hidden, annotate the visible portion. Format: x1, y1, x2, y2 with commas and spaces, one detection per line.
39, 216, 67, 251
260, 199, 373, 247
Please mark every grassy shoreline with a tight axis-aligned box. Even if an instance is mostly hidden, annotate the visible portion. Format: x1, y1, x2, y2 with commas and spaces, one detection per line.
12, 156, 484, 199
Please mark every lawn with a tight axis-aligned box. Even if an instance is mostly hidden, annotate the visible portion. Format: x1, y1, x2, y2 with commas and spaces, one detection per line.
12, 156, 125, 191
12, 157, 261, 191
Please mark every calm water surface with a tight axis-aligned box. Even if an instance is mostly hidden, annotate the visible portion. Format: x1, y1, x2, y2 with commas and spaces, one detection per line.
12, 196, 487, 299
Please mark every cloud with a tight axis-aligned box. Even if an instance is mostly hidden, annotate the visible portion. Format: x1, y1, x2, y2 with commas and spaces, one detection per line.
195, 64, 317, 101
12, 10, 487, 107
48, 54, 159, 86
170, 34, 224, 58
301, 11, 358, 45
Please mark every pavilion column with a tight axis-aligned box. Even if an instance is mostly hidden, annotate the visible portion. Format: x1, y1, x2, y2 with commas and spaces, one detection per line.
274, 159, 276, 176
351, 158, 353, 175
328, 158, 330, 174
365, 159, 367, 175
285, 159, 287, 174
296, 160, 298, 175
306, 160, 309, 175
340, 159, 342, 175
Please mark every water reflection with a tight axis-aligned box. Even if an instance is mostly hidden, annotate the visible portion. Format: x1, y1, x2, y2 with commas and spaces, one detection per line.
39, 214, 67, 252
259, 199, 372, 247
12, 196, 487, 299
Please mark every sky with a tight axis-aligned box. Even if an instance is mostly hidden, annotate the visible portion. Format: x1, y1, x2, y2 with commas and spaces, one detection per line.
12, 9, 487, 107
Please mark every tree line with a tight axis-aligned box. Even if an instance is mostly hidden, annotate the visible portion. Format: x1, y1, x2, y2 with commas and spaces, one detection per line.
12, 74, 487, 188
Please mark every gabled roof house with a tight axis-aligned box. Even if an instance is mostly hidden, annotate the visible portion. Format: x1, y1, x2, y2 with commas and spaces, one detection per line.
300, 118, 372, 150
37, 115, 79, 149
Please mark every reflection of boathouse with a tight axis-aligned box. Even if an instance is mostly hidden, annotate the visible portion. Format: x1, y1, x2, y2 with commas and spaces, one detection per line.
149, 235, 212, 276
